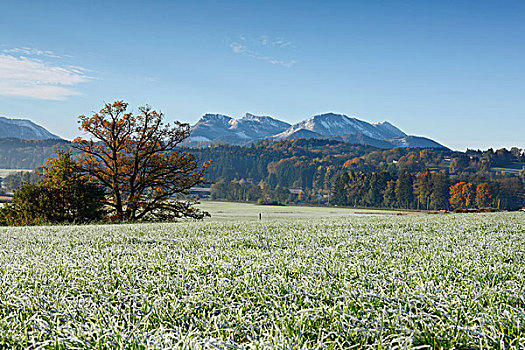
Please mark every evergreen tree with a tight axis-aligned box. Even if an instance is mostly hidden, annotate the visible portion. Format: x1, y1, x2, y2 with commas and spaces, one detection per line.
497, 178, 524, 210
395, 171, 414, 209
414, 171, 432, 210
382, 180, 396, 208
331, 172, 349, 206
430, 172, 450, 210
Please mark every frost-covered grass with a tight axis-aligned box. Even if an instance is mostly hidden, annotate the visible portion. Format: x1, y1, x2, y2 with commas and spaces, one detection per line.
196, 201, 408, 222
0, 213, 524, 349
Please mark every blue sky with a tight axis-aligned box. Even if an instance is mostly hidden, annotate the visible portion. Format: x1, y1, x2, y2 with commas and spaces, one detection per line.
0, 0, 523, 150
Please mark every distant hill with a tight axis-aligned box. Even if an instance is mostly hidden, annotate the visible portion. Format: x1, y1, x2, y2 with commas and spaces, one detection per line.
0, 117, 61, 140
188, 112, 446, 149
0, 138, 71, 169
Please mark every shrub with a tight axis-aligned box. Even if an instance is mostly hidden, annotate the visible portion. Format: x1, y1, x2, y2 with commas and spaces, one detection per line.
0, 151, 105, 226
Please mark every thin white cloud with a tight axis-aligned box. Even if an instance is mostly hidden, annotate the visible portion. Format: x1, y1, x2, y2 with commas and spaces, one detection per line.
230, 42, 247, 54
0, 53, 90, 100
255, 55, 296, 68
3, 47, 62, 58
272, 39, 292, 48
259, 36, 292, 48
230, 36, 296, 67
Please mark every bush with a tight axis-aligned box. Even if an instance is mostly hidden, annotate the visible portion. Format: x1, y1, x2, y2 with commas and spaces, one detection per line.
0, 151, 105, 226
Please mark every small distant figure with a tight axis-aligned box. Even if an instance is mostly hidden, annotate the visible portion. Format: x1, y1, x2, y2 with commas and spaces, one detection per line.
259, 213, 262, 220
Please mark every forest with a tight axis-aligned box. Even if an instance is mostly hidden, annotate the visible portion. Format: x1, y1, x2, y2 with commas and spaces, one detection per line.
1, 138, 524, 210
186, 139, 525, 210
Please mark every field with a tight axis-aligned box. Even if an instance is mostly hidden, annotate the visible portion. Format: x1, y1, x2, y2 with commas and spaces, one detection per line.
196, 201, 412, 221
0, 168, 32, 179
0, 205, 524, 348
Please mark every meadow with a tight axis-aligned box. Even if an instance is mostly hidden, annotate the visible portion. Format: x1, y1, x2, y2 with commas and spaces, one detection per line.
0, 204, 524, 348
196, 201, 410, 221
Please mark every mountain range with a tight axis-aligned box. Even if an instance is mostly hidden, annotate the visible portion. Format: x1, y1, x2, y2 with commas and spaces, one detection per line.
189, 112, 445, 148
0, 113, 445, 149
0, 116, 61, 140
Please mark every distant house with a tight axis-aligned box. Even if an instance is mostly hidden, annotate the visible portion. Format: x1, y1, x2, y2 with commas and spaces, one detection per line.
288, 188, 303, 195
189, 187, 211, 199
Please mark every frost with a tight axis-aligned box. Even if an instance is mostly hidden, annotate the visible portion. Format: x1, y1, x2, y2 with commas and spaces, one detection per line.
0, 212, 523, 347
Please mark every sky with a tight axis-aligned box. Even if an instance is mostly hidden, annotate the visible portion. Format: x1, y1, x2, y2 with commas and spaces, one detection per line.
0, 0, 523, 150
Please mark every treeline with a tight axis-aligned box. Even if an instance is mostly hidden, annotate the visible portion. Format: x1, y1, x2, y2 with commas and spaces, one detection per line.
1, 137, 524, 210
211, 180, 294, 205
330, 170, 523, 211
186, 140, 525, 188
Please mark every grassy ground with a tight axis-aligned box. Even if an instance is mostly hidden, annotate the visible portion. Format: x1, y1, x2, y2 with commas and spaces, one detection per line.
491, 167, 522, 176
196, 200, 414, 222
0, 212, 524, 348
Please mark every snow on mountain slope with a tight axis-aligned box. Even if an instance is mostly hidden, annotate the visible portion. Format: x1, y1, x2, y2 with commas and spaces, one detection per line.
193, 114, 233, 129
389, 136, 444, 148
0, 111, 444, 149
276, 113, 388, 140
372, 121, 407, 139
0, 116, 61, 140
190, 113, 290, 144
229, 113, 291, 139
189, 114, 233, 141
273, 128, 322, 141
188, 111, 445, 148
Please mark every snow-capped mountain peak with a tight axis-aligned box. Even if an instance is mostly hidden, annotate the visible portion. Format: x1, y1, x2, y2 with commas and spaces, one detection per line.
190, 113, 291, 144
276, 113, 388, 140
198, 113, 232, 124
242, 113, 265, 121
188, 111, 445, 148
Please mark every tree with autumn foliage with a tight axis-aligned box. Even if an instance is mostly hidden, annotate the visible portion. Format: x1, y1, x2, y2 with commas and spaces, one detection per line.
449, 182, 475, 209
475, 182, 494, 208
73, 101, 210, 221
449, 182, 466, 209
462, 182, 476, 208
